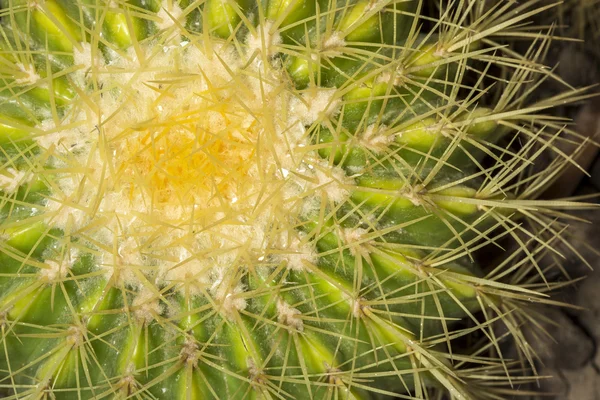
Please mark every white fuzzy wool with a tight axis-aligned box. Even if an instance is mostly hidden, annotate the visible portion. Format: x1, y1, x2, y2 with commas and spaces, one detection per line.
246, 21, 282, 57
323, 32, 347, 52
359, 124, 393, 152
277, 299, 304, 332
156, 1, 184, 31
33, 37, 350, 299
210, 269, 248, 317
14, 63, 40, 85
0, 168, 29, 193
289, 88, 340, 126
365, 0, 388, 13
73, 43, 100, 69
41, 249, 79, 281
312, 162, 353, 203
283, 236, 317, 271
340, 227, 369, 256
132, 288, 163, 323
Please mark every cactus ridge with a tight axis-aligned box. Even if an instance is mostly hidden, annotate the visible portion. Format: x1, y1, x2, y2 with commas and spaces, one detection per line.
0, 1, 594, 399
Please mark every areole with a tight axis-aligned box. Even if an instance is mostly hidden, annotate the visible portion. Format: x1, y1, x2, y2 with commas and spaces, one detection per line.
0, 1, 592, 399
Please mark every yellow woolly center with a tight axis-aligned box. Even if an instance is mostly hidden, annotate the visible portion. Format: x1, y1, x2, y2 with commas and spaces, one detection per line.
114, 105, 255, 207
37, 40, 339, 293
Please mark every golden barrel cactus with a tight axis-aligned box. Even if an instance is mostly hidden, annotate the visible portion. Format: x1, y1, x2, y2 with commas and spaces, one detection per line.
0, 1, 593, 399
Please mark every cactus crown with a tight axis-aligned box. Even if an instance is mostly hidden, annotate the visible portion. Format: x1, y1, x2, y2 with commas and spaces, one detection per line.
0, 1, 595, 399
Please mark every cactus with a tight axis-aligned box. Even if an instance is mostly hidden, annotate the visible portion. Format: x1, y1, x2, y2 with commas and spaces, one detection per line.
0, 1, 593, 399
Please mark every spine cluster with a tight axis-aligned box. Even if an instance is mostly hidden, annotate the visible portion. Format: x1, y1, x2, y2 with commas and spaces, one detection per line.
0, 1, 594, 399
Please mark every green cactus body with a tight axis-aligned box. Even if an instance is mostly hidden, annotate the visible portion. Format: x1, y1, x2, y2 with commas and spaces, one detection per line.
0, 1, 589, 399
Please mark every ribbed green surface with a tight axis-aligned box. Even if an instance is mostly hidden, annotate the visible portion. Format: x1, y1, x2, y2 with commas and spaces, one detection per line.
0, 1, 579, 399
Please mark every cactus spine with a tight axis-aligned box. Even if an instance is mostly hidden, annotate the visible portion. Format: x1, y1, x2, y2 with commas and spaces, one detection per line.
0, 1, 593, 399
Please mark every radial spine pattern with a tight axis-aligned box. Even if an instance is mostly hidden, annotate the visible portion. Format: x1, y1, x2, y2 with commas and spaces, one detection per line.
0, 1, 592, 399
